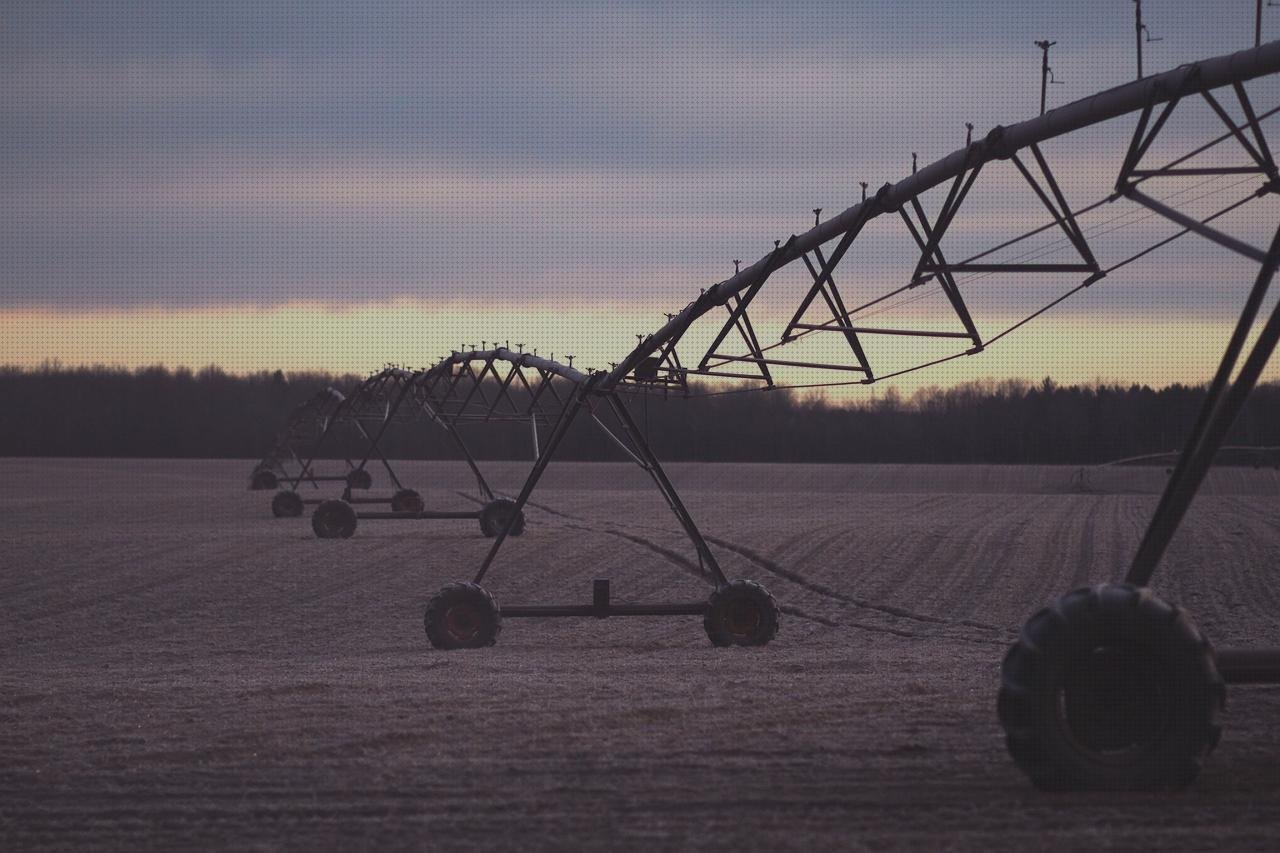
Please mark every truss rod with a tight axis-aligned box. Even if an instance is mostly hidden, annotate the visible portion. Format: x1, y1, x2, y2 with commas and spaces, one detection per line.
703, 354, 870, 373
789, 324, 971, 339
1128, 223, 1280, 585
1122, 186, 1269, 262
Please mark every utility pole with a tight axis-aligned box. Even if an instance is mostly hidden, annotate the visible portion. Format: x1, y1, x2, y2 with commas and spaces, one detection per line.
1035, 40, 1059, 115
1261, 0, 1279, 47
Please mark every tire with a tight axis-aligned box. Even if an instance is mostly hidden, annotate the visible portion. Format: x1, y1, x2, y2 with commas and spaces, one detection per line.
479, 499, 526, 538
424, 582, 502, 650
704, 579, 780, 647
271, 490, 304, 518
346, 468, 373, 490
312, 499, 358, 539
998, 583, 1224, 791
250, 469, 279, 491
391, 488, 424, 514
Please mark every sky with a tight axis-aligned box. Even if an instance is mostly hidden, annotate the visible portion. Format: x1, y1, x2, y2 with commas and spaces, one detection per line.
5, 1, 1280, 394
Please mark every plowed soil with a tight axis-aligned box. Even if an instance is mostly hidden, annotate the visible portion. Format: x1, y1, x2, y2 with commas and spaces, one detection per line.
3, 459, 1279, 850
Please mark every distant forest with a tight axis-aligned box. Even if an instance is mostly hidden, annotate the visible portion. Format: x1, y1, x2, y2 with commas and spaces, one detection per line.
3, 364, 1280, 465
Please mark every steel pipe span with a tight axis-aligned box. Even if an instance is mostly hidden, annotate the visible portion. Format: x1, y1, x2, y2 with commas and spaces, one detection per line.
292, 387, 346, 416
418, 347, 591, 386
606, 38, 1280, 388
322, 369, 415, 420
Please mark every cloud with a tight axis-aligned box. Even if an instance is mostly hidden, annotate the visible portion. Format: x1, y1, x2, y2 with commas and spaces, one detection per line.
4, 0, 1280, 390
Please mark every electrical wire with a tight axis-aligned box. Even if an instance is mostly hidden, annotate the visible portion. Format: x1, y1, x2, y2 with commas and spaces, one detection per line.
685, 182, 1270, 399
851, 172, 1258, 323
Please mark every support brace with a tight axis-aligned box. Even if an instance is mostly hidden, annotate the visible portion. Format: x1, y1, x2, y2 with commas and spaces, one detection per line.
1127, 223, 1280, 585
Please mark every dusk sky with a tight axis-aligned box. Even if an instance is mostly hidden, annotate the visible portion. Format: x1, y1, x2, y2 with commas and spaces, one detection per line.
5, 1, 1280, 393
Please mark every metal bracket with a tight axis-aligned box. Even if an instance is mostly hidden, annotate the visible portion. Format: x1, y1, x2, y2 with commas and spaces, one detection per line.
695, 236, 799, 385
1117, 76, 1277, 188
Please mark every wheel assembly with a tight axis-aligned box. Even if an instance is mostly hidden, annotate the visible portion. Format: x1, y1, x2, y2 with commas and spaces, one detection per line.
346, 468, 374, 490
998, 583, 1224, 791
250, 469, 279, 491
424, 582, 502, 649
704, 579, 780, 647
479, 498, 526, 538
390, 488, 425, 514
312, 499, 359, 539
271, 490, 304, 518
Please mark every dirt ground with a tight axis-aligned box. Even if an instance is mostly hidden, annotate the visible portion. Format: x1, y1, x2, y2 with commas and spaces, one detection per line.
3, 458, 1279, 851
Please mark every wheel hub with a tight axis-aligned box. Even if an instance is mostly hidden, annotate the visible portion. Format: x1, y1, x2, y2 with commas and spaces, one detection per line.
723, 598, 761, 638
445, 603, 481, 642
1059, 644, 1171, 756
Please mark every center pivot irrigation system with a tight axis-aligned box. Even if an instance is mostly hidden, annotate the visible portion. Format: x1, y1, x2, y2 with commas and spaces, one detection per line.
256, 40, 1280, 789
251, 387, 345, 491
253, 369, 426, 518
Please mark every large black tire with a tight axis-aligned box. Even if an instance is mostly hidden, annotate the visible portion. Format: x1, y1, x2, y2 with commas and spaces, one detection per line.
250, 469, 279, 491
346, 468, 373, 490
424, 582, 502, 650
312, 499, 358, 539
391, 488, 424, 514
479, 499, 526, 538
998, 583, 1224, 791
704, 579, 780, 647
271, 490, 304, 518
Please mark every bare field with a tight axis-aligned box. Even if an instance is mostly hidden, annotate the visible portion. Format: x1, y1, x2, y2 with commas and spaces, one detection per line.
3, 458, 1280, 851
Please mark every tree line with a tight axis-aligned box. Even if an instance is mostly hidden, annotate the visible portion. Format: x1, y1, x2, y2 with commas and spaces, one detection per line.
2, 364, 1279, 464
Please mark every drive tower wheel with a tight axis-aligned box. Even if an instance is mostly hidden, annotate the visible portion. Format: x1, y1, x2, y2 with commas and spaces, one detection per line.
271, 490, 304, 518
312, 499, 358, 539
479, 498, 526, 538
346, 468, 374, 490
250, 469, 279, 491
998, 583, 1224, 791
390, 488, 424, 514
424, 582, 502, 650
704, 579, 780, 647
